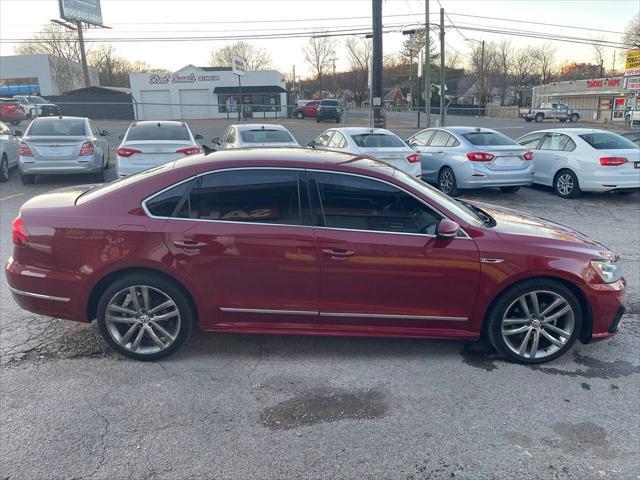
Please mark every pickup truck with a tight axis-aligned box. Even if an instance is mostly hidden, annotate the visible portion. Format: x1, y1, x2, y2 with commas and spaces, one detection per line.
519, 103, 580, 123
625, 110, 640, 127
12, 95, 59, 118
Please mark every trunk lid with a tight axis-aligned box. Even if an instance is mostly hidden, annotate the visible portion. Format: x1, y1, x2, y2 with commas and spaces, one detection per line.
24, 136, 88, 160
599, 148, 640, 175
475, 145, 529, 171
121, 140, 193, 165
358, 147, 412, 169
21, 184, 97, 210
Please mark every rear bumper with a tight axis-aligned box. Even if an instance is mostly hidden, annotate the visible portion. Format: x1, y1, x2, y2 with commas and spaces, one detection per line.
19, 155, 102, 175
579, 171, 640, 192
456, 162, 535, 189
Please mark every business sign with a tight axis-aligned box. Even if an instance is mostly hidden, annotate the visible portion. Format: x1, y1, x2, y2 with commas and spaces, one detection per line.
231, 55, 246, 77
626, 49, 640, 76
625, 76, 640, 92
148, 73, 220, 85
586, 78, 621, 89
59, 0, 103, 26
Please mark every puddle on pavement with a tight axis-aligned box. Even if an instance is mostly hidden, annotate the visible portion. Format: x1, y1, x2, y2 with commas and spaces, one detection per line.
533, 351, 640, 379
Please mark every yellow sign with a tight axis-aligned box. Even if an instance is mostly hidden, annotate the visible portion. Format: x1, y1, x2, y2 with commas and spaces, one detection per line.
626, 49, 640, 71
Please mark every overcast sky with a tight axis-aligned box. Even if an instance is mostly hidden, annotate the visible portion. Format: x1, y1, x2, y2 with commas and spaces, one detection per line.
0, 0, 636, 77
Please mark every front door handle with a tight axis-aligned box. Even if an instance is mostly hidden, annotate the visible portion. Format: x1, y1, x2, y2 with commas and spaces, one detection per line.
172, 240, 207, 250
322, 248, 355, 259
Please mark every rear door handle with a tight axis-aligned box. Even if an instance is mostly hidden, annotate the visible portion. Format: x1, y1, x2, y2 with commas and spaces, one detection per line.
172, 240, 207, 250
322, 248, 355, 259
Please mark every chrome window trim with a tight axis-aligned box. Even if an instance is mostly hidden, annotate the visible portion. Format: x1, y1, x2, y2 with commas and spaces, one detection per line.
8, 286, 70, 302
219, 307, 467, 322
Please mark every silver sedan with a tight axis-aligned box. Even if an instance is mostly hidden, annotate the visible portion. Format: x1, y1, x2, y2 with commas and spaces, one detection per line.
213, 124, 299, 149
18, 116, 111, 184
406, 127, 535, 195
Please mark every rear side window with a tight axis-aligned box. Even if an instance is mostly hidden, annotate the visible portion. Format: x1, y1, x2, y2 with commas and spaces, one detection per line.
517, 132, 546, 149
462, 132, 517, 146
177, 169, 302, 225
240, 129, 293, 143
429, 131, 453, 147
351, 133, 404, 148
314, 172, 441, 235
28, 119, 86, 136
579, 132, 638, 150
412, 130, 434, 146
145, 181, 193, 217
126, 124, 190, 141
328, 132, 347, 148
315, 131, 334, 146
540, 133, 574, 151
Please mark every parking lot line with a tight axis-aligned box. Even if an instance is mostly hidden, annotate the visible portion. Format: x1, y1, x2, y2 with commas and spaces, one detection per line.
0, 193, 25, 202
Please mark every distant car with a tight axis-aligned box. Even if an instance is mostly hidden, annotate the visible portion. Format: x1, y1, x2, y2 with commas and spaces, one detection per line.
516, 128, 640, 198
18, 116, 111, 184
620, 130, 640, 146
293, 101, 320, 119
12, 95, 59, 118
0, 98, 27, 126
310, 127, 421, 177
406, 127, 534, 195
316, 99, 343, 123
116, 121, 203, 178
0, 121, 21, 182
519, 103, 579, 123
213, 124, 299, 149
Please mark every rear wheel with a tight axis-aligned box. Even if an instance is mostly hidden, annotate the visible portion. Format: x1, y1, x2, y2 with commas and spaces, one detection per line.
295, 111, 304, 119
96, 273, 194, 361
569, 113, 579, 122
0, 155, 9, 182
20, 171, 35, 185
534, 113, 544, 123
499, 186, 520, 193
486, 279, 582, 364
438, 167, 459, 196
554, 170, 581, 198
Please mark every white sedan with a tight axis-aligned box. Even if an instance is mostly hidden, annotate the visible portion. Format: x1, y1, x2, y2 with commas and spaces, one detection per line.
516, 128, 639, 198
309, 127, 421, 177
116, 121, 203, 177
213, 124, 299, 149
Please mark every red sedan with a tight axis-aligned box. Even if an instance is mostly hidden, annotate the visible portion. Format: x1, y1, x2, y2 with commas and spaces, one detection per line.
5, 149, 625, 363
293, 101, 319, 119
0, 98, 27, 126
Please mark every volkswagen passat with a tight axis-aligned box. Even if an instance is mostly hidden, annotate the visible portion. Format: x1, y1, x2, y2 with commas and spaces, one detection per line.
6, 149, 625, 363
406, 127, 534, 195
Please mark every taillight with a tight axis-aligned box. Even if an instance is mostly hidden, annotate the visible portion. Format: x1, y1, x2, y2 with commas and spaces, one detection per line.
406, 153, 420, 163
116, 147, 141, 157
12, 216, 30, 246
467, 152, 495, 162
523, 151, 534, 161
79, 141, 94, 156
599, 157, 627, 166
176, 146, 201, 156
18, 142, 32, 157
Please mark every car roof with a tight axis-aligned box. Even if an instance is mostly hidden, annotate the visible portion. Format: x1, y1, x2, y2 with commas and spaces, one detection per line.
522, 128, 611, 135
330, 127, 395, 135
232, 123, 291, 132
31, 116, 86, 121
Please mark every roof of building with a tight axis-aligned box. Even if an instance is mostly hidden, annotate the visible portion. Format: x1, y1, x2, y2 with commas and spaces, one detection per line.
199, 66, 233, 72
214, 85, 286, 94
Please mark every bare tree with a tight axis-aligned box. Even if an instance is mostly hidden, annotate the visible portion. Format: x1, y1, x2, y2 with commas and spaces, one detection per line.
88, 44, 155, 87
303, 35, 337, 91
209, 41, 272, 70
14, 24, 84, 63
445, 49, 463, 70
344, 38, 372, 106
591, 37, 606, 76
624, 14, 640, 49
469, 41, 496, 108
532, 43, 556, 83
493, 40, 514, 105
511, 47, 539, 106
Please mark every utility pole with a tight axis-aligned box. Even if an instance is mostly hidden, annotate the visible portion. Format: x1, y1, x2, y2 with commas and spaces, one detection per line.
409, 48, 413, 111
439, 8, 445, 127
76, 21, 91, 88
372, 0, 384, 127
424, 0, 431, 128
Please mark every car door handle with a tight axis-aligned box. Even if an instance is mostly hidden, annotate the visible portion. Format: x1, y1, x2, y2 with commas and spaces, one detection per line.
435, 151, 444, 154
322, 248, 355, 259
172, 240, 207, 250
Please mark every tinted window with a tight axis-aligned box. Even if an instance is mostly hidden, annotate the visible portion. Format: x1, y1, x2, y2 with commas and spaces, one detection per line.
28, 119, 86, 136
315, 172, 441, 234
146, 181, 193, 217
321, 100, 340, 107
179, 170, 302, 225
579, 132, 638, 150
351, 133, 404, 148
517, 133, 546, 149
429, 131, 452, 147
240, 129, 294, 143
126, 123, 190, 141
463, 132, 517, 146
445, 135, 460, 147
315, 131, 334, 146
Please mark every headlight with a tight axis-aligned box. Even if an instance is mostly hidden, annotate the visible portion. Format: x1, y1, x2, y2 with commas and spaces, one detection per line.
590, 258, 623, 284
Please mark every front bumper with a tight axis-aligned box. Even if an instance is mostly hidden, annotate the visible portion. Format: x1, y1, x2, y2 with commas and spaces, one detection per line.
585, 278, 626, 341
19, 155, 102, 175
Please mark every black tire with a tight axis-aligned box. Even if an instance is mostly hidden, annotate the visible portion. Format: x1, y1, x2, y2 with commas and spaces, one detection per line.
525, 118, 533, 123
96, 272, 194, 361
295, 111, 304, 119
104, 150, 111, 169
559, 118, 567, 123
438, 167, 459, 196
92, 160, 106, 182
534, 113, 544, 123
486, 278, 583, 364
20, 172, 35, 185
569, 113, 579, 123
554, 169, 581, 199
500, 186, 520, 193
0, 155, 9, 182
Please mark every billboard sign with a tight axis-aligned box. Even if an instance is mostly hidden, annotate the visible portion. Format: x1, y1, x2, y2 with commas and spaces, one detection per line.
231, 55, 246, 77
59, 0, 103, 26
625, 49, 640, 76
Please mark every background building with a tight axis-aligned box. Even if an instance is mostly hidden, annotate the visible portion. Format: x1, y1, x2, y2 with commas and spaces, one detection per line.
0, 54, 99, 96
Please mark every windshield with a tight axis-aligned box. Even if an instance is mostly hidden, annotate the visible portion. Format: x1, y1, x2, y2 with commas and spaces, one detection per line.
28, 96, 47, 104
28, 119, 86, 136
240, 129, 294, 143
351, 133, 405, 148
462, 132, 518, 146
126, 123, 191, 141
579, 132, 638, 150
394, 170, 484, 226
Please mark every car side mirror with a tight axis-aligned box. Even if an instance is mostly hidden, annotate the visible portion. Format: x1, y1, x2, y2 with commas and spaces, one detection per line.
307, 140, 316, 148
212, 136, 221, 145
101, 130, 111, 136
14, 130, 23, 137
195, 134, 203, 140
437, 219, 460, 240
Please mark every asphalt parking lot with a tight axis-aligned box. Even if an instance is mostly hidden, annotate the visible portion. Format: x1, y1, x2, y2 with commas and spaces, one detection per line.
0, 119, 639, 479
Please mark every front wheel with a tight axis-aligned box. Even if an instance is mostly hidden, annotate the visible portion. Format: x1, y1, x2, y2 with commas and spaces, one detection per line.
534, 113, 544, 123
486, 279, 582, 364
554, 170, 581, 199
438, 167, 459, 196
569, 113, 579, 122
96, 273, 194, 361
500, 186, 520, 193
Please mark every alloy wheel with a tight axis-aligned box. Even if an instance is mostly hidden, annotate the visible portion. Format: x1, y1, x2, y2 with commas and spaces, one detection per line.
439, 170, 454, 194
1, 158, 8, 181
104, 285, 181, 355
500, 290, 575, 360
556, 173, 574, 196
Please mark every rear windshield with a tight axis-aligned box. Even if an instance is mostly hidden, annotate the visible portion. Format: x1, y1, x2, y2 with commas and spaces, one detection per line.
127, 123, 191, 141
462, 132, 517, 146
578, 132, 638, 150
240, 129, 293, 143
351, 133, 404, 148
28, 119, 86, 136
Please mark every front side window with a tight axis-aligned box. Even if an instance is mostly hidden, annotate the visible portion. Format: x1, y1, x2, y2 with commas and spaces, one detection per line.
314, 172, 442, 235
177, 169, 302, 225
579, 132, 638, 150
28, 119, 86, 136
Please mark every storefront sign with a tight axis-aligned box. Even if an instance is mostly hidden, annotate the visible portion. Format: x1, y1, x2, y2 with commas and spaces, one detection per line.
626, 76, 640, 92
148, 73, 220, 85
625, 49, 640, 75
586, 78, 621, 89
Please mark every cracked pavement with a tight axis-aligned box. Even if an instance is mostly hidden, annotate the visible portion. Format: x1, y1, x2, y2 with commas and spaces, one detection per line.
1, 121, 639, 479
